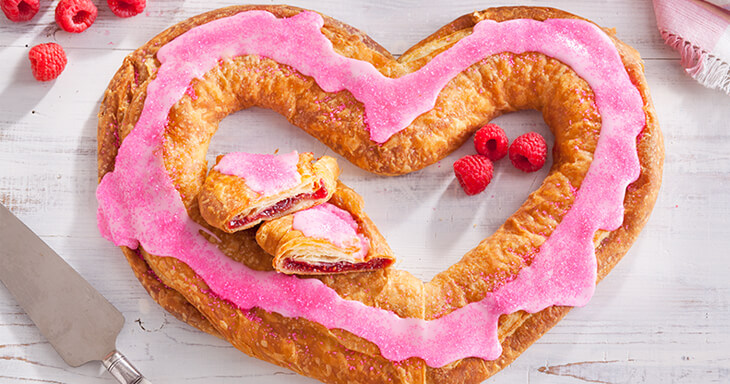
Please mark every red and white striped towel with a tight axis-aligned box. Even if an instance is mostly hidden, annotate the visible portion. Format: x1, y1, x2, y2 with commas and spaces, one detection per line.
654, 0, 730, 95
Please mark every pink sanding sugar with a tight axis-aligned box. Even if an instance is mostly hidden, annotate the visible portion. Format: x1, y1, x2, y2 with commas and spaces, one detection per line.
293, 203, 369, 260
213, 151, 301, 196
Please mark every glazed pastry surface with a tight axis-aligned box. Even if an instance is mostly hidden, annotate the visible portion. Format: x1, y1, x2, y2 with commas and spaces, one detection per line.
199, 152, 339, 232
256, 182, 395, 275
97, 5, 663, 384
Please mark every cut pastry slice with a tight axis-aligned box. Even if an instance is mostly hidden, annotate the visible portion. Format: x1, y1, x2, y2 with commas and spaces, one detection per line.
198, 151, 340, 232
256, 182, 395, 275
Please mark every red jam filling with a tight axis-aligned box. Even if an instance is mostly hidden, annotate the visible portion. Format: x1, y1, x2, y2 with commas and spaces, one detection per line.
227, 182, 328, 229
283, 256, 393, 273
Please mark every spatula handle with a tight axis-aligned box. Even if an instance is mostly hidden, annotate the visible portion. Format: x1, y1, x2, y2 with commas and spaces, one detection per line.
103, 350, 151, 384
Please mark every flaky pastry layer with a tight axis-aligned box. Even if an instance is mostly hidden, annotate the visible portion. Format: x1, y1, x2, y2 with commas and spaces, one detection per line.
97, 5, 663, 384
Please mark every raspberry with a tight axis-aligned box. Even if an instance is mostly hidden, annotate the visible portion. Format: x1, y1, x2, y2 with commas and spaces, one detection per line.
1, 0, 39, 22
509, 132, 548, 172
474, 123, 509, 161
107, 0, 145, 18
28, 43, 67, 82
55, 0, 97, 33
453, 155, 493, 195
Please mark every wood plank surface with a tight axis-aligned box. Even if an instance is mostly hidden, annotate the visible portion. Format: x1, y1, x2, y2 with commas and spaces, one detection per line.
1, 0, 729, 383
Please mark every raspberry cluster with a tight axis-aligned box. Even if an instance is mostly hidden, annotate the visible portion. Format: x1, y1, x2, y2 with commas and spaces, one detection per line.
2, 0, 147, 81
453, 124, 548, 195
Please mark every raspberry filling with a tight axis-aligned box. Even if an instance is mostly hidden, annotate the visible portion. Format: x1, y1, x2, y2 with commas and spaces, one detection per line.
227, 182, 328, 229
283, 256, 393, 273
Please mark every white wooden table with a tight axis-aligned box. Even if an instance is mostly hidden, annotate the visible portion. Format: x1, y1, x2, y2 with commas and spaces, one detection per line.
1, 1, 729, 383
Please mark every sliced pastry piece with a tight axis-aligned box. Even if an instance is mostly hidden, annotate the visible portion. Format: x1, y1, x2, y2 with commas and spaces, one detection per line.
198, 151, 339, 232
256, 182, 395, 275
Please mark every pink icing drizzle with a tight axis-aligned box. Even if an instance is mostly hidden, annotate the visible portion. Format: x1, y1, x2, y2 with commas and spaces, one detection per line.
293, 203, 370, 260
213, 151, 301, 196
96, 11, 645, 367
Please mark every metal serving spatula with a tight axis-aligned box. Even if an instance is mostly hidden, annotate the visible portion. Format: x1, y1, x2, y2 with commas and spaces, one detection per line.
0, 203, 151, 384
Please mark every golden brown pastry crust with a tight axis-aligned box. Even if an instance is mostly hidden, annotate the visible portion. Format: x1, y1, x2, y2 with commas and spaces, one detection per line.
97, 5, 663, 384
257, 181, 395, 275
199, 153, 340, 232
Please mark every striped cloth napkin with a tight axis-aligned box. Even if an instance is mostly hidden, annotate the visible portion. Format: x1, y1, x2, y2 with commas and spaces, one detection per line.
654, 0, 730, 95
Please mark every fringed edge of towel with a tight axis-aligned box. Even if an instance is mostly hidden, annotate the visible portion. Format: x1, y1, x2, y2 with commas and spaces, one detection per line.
661, 30, 730, 95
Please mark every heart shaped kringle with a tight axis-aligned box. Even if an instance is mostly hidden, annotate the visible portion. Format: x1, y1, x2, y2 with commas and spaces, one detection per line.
96, 5, 663, 384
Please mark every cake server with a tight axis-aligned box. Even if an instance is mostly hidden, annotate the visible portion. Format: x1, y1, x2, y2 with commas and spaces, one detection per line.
0, 203, 151, 384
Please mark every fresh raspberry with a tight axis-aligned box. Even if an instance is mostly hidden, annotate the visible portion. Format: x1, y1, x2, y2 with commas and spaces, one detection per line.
28, 43, 67, 82
107, 0, 145, 18
453, 155, 493, 195
1, 0, 39, 22
55, 0, 97, 33
474, 123, 509, 161
509, 132, 548, 172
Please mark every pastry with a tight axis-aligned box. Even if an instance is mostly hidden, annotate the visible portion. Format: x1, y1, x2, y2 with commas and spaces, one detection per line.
198, 151, 339, 232
96, 5, 663, 384
256, 182, 395, 275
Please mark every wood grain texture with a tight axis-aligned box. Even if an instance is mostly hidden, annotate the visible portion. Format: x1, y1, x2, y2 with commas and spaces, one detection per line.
0, 0, 728, 383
